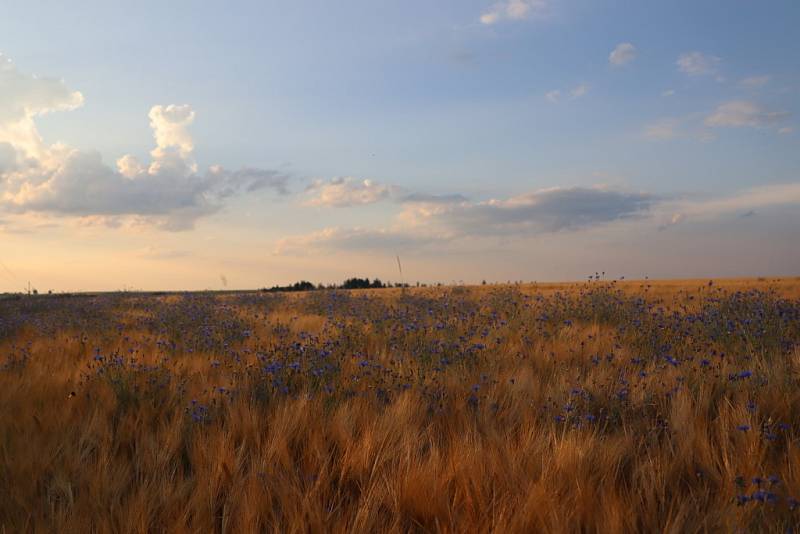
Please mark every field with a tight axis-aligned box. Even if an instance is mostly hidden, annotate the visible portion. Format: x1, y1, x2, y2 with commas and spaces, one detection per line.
1, 278, 799, 532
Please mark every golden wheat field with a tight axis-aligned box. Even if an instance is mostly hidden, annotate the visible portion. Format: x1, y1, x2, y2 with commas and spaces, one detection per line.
1, 278, 800, 533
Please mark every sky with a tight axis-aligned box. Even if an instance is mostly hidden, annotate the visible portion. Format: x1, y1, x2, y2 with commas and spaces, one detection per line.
0, 0, 799, 291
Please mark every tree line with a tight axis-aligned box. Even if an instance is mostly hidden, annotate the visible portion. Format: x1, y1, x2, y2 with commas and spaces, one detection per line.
261, 278, 412, 293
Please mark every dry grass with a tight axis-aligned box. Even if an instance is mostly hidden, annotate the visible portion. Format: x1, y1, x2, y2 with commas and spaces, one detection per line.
1, 279, 799, 532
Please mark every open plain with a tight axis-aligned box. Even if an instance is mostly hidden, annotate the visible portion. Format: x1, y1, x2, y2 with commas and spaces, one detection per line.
1, 278, 800, 532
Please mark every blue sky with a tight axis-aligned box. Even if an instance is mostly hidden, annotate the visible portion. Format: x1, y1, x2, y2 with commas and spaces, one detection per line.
0, 1, 798, 290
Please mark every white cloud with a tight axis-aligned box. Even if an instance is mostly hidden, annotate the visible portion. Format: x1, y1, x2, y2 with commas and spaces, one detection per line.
116, 154, 145, 179
0, 53, 289, 230
480, 0, 548, 25
739, 75, 770, 88
570, 83, 589, 98
609, 43, 636, 66
704, 100, 790, 128
676, 52, 721, 76
0, 53, 84, 168
778, 127, 794, 135
148, 104, 195, 162
546, 84, 588, 103
661, 89, 675, 97
305, 177, 395, 207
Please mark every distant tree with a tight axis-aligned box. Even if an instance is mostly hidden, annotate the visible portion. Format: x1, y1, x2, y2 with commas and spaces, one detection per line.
342, 277, 371, 290
262, 280, 316, 292
291, 281, 315, 291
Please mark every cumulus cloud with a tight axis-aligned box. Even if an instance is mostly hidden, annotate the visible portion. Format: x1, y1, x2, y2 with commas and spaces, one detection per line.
609, 43, 636, 66
676, 52, 720, 76
304, 177, 395, 207
0, 53, 84, 160
704, 100, 790, 129
278, 186, 653, 254
0, 53, 288, 230
148, 104, 195, 164
480, 0, 548, 25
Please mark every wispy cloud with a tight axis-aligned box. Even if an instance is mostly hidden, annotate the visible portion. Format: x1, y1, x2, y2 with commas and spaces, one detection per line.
546, 84, 589, 103
644, 118, 682, 140
137, 246, 192, 260
480, 0, 549, 25
659, 183, 800, 229
739, 75, 770, 88
645, 100, 789, 142
676, 51, 721, 76
704, 100, 790, 129
609, 43, 636, 67
570, 83, 590, 98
